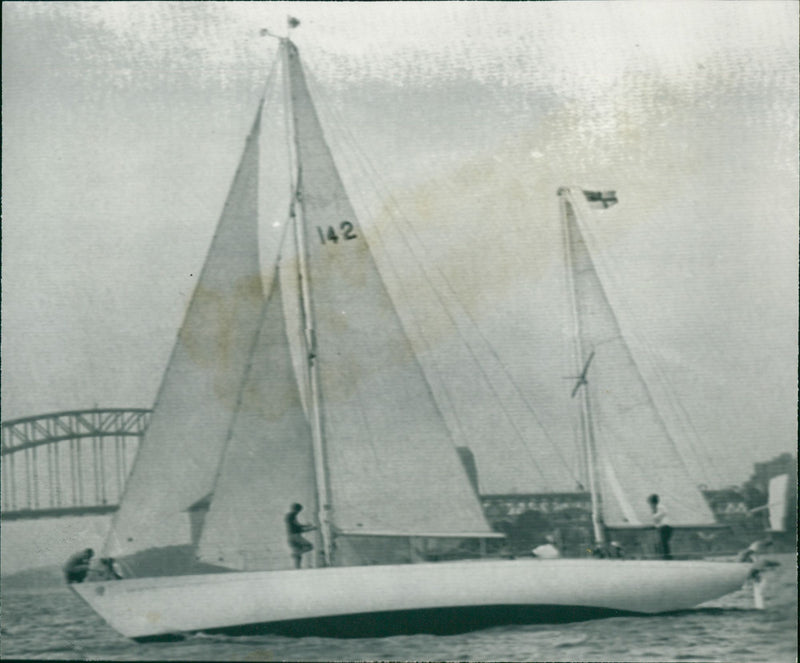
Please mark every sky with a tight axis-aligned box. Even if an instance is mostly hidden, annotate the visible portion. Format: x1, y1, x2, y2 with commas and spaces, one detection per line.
1, 2, 797, 571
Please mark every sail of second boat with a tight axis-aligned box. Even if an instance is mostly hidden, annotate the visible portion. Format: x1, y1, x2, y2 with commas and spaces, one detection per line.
559, 187, 717, 530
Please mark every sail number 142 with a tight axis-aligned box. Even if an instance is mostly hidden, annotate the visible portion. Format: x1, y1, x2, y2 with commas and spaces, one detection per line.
317, 222, 357, 245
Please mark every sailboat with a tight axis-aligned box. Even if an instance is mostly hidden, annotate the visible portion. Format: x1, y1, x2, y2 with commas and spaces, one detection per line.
72, 35, 751, 641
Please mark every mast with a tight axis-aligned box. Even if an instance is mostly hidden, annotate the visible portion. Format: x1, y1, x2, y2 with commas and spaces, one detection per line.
281, 38, 335, 566
558, 187, 605, 547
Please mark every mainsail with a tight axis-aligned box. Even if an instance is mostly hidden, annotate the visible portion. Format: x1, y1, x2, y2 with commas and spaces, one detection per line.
560, 187, 716, 528
105, 106, 266, 562
284, 41, 493, 541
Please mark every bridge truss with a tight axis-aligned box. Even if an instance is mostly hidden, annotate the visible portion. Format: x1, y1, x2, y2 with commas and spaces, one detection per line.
1, 409, 150, 520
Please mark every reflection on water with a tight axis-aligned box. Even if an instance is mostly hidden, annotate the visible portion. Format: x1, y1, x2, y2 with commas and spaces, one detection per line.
1, 554, 796, 662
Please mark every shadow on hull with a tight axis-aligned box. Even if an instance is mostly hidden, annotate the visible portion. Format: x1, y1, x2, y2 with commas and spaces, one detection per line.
133, 604, 641, 642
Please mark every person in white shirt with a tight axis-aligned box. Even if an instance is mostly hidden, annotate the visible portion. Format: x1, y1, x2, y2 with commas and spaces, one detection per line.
647, 494, 673, 559
531, 534, 561, 559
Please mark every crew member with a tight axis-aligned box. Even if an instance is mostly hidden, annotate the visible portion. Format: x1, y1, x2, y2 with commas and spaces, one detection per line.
531, 534, 561, 559
98, 557, 123, 580
285, 503, 316, 569
63, 548, 94, 584
647, 494, 673, 560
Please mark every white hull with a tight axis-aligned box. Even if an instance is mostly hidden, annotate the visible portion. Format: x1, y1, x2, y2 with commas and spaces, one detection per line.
72, 558, 751, 640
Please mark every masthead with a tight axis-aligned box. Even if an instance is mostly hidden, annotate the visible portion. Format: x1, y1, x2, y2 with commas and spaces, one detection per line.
260, 16, 300, 41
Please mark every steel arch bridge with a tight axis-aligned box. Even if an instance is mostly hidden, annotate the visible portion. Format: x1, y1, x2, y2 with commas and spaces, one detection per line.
1, 408, 150, 520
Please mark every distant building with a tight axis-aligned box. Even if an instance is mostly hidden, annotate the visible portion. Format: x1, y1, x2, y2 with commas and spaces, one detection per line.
481, 492, 592, 557
469, 451, 797, 557
480, 490, 767, 558
699, 487, 764, 551
701, 488, 751, 524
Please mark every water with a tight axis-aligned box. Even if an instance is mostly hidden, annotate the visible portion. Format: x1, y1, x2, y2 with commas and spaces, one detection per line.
1, 555, 795, 662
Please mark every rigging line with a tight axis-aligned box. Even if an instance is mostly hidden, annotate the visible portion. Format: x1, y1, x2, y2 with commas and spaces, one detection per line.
280, 50, 298, 203
283, 47, 337, 567
572, 210, 705, 493
639, 344, 721, 486
352, 168, 578, 484
332, 153, 475, 460
258, 47, 281, 106
599, 304, 712, 484
296, 79, 510, 470
295, 65, 502, 486
671, 392, 724, 486
580, 368, 706, 515
306, 151, 469, 484
566, 207, 713, 518
575, 213, 723, 487
280, 65, 312, 423
560, 248, 586, 490
381, 212, 554, 485
292, 75, 474, 461
303, 77, 578, 486
271, 209, 296, 274
353, 203, 473, 451
301, 73, 562, 488
629, 319, 724, 487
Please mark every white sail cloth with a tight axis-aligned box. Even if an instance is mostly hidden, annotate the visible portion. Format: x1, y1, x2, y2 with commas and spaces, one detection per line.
562, 190, 716, 528
196, 270, 318, 571
284, 41, 492, 539
105, 109, 266, 559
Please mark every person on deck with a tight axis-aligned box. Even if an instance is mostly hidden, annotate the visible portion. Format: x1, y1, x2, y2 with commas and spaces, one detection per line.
647, 494, 673, 560
84, 556, 123, 582
285, 503, 316, 569
531, 534, 561, 559
63, 548, 94, 583
98, 557, 123, 580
